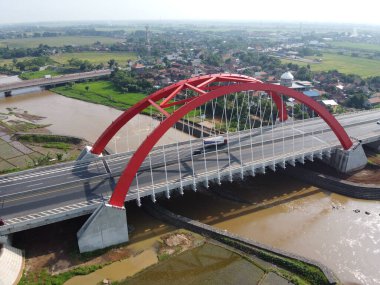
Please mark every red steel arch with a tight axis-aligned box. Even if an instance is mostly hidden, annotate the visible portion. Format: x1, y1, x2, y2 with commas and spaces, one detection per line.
106, 82, 353, 207
91, 74, 287, 155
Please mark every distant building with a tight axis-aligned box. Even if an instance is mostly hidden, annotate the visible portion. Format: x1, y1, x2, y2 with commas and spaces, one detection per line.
132, 63, 145, 74
276, 71, 313, 92
322, 99, 339, 111
280, 71, 294, 87
303, 90, 320, 98
275, 71, 322, 101
191, 59, 201, 67
368, 93, 380, 107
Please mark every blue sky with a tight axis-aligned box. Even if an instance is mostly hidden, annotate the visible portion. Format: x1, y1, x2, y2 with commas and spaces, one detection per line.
0, 0, 379, 25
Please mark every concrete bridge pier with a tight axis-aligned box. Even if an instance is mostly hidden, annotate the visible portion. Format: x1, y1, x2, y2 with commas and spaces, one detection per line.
0, 234, 12, 245
328, 142, 367, 173
77, 203, 129, 253
77, 146, 102, 161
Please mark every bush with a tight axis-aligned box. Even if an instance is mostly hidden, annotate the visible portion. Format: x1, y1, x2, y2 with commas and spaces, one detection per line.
19, 265, 103, 285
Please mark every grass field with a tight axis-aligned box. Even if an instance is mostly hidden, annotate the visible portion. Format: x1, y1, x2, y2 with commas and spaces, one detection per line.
19, 69, 61, 80
52, 80, 198, 118
330, 41, 380, 53
281, 53, 380, 77
0, 58, 15, 66
51, 52, 137, 66
52, 81, 147, 111
0, 57, 34, 66
0, 36, 124, 48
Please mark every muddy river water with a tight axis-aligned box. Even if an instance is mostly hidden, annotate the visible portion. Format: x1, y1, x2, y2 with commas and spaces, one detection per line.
2, 91, 380, 284
0, 91, 191, 153
159, 174, 380, 285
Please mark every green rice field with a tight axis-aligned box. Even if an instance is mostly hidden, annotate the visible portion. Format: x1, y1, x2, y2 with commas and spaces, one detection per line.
0, 36, 124, 48
281, 53, 380, 77
51, 52, 137, 66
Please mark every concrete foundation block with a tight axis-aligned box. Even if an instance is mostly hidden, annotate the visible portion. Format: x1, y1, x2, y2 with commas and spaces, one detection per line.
0, 234, 12, 245
77, 203, 129, 253
77, 146, 102, 161
329, 143, 367, 173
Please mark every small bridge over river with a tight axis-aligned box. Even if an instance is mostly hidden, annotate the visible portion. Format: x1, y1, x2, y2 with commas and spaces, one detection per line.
0, 69, 111, 96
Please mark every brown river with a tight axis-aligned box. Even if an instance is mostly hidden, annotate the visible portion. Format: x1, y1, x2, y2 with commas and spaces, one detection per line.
2, 91, 380, 285
160, 174, 380, 285
0, 91, 191, 153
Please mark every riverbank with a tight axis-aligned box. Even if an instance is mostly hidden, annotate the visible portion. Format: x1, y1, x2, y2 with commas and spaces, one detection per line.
157, 170, 380, 284
15, 213, 318, 285
113, 242, 299, 285
18, 227, 205, 285
142, 199, 337, 285
303, 150, 380, 185
0, 91, 192, 153
52, 80, 200, 119
0, 106, 87, 173
52, 81, 148, 114
14, 203, 226, 285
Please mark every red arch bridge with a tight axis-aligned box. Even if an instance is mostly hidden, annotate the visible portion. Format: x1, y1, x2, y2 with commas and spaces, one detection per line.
1, 74, 380, 251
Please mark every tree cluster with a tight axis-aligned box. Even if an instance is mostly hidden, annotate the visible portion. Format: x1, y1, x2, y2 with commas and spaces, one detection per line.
344, 93, 369, 109
15, 56, 53, 71
67, 58, 101, 71
0, 44, 51, 59
110, 69, 153, 93
236, 52, 282, 71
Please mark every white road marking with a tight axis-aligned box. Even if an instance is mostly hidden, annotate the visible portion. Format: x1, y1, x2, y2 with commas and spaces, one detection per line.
26, 182, 44, 188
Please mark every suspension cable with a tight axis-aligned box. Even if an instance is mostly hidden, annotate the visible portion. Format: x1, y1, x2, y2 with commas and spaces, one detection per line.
236, 92, 246, 177
224, 94, 233, 180
211, 98, 221, 184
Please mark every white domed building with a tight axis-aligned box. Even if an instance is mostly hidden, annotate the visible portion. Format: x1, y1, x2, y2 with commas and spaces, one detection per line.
274, 71, 322, 101
280, 71, 294, 87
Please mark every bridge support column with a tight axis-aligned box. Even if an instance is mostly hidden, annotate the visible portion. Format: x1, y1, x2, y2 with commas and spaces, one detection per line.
329, 142, 367, 173
4, 91, 12, 97
77, 203, 129, 253
0, 234, 12, 245
77, 146, 102, 161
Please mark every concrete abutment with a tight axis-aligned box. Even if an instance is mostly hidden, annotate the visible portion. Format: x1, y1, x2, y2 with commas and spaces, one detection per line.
77, 203, 129, 253
77, 145, 102, 161
327, 142, 367, 173
0, 234, 12, 245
